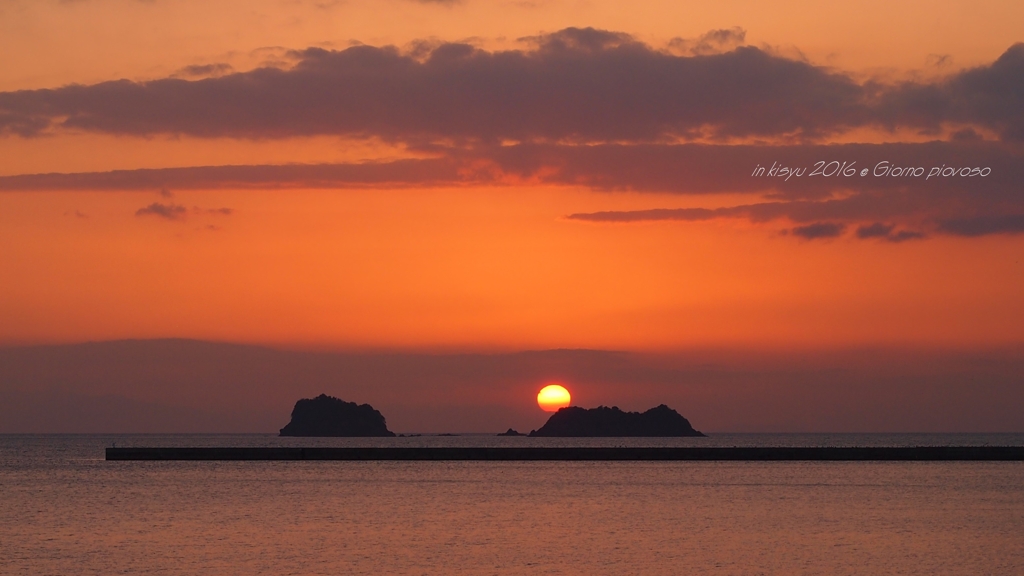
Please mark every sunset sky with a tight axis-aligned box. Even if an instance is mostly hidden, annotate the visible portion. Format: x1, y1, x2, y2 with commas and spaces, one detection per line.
1, 0, 1022, 433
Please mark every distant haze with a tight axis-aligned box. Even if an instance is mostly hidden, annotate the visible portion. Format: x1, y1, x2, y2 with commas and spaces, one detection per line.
1, 340, 1020, 434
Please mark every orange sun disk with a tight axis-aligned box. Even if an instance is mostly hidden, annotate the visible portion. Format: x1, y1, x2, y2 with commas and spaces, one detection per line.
537, 384, 571, 412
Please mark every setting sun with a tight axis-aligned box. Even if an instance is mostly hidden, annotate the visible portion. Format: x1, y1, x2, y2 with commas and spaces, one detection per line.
537, 384, 571, 412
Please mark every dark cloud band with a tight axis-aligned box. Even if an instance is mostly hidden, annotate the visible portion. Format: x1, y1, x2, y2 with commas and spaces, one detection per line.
1, 28, 1021, 143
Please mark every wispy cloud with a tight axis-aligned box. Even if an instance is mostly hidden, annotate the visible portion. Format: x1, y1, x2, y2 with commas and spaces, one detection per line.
171, 63, 234, 79
0, 159, 463, 191
790, 222, 845, 240
855, 222, 925, 242
135, 202, 188, 220
134, 202, 234, 221
667, 27, 747, 56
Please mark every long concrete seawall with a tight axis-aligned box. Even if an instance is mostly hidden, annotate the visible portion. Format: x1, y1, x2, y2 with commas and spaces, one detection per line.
106, 446, 1024, 461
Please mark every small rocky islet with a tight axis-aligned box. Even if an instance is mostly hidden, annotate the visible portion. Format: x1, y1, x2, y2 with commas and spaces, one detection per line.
527, 405, 704, 437
279, 394, 395, 437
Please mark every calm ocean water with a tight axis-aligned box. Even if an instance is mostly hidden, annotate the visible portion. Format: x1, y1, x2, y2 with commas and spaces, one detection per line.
2, 434, 1023, 575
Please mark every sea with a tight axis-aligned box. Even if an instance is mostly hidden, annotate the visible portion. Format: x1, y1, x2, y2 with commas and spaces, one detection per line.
2, 433, 1023, 575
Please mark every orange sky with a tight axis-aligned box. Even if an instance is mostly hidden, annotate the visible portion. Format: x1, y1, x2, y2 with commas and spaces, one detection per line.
2, 0, 1024, 434
1, 0, 1023, 353
3, 0, 1022, 92
2, 185, 1022, 350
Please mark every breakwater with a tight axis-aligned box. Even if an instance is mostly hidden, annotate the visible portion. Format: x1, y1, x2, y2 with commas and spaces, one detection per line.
106, 446, 1024, 461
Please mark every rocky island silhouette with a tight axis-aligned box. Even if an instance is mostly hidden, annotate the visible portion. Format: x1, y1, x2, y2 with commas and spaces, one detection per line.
279, 395, 702, 437
528, 405, 705, 437
279, 394, 396, 437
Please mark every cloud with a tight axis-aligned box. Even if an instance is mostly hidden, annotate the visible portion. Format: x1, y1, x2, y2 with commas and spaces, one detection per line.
790, 222, 845, 240
0, 29, 1020, 143
854, 222, 894, 239
0, 28, 892, 142
133, 202, 234, 222
888, 230, 926, 242
925, 53, 953, 69
565, 195, 1006, 240
135, 202, 187, 220
172, 63, 234, 79
937, 215, 1024, 237
856, 222, 925, 243
878, 43, 1024, 141
950, 128, 983, 142
668, 27, 747, 56
0, 158, 464, 191
566, 207, 719, 223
